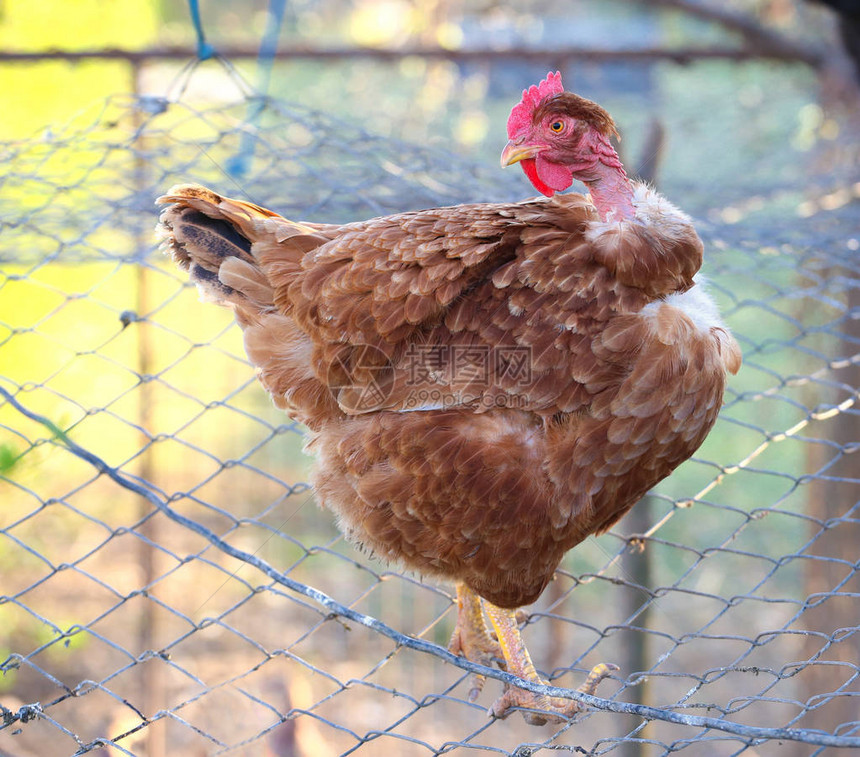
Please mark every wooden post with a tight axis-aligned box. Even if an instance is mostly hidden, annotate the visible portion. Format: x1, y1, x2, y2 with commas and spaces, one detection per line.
130, 58, 167, 757
796, 281, 860, 749
617, 496, 653, 757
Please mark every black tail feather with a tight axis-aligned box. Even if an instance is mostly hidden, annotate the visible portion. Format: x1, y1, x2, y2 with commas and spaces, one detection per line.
159, 206, 259, 304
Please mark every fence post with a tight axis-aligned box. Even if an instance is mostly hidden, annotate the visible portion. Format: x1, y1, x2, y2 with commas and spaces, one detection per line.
130, 57, 167, 757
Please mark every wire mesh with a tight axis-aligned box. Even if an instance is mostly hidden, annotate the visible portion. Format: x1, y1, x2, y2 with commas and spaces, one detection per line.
1, 51, 860, 757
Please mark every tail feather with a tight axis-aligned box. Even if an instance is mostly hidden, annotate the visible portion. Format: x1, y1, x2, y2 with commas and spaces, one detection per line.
218, 257, 275, 311
157, 183, 284, 235
157, 185, 276, 307
156, 183, 342, 427
156, 184, 331, 312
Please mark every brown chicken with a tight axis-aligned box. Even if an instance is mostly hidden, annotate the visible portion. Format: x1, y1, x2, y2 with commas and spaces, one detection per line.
156, 71, 740, 725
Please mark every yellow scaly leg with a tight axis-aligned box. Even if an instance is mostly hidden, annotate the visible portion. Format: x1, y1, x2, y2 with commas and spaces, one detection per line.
483, 600, 617, 726
448, 583, 505, 701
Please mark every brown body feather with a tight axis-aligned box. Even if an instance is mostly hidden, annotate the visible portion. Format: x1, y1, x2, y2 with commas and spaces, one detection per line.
157, 182, 740, 609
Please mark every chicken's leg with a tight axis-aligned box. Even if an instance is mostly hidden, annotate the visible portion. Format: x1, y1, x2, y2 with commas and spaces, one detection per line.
448, 583, 505, 701
483, 601, 617, 726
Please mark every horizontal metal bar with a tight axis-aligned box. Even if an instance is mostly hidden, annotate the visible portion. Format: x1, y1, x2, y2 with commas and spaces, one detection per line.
0, 43, 822, 67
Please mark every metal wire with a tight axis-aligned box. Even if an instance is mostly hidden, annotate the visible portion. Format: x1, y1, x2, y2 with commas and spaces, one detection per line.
1, 53, 859, 757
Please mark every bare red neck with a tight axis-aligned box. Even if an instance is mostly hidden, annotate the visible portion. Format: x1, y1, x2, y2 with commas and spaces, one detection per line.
576, 131, 636, 222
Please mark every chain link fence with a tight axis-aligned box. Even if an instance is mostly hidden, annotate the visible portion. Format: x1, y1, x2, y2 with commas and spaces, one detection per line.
2, 28, 860, 757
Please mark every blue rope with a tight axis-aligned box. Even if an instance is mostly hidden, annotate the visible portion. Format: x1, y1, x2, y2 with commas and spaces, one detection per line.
257, 0, 287, 96
226, 0, 287, 178
187, 0, 216, 61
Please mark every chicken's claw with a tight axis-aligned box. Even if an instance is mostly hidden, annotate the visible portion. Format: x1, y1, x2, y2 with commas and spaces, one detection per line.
483, 599, 617, 725
448, 584, 505, 701
489, 662, 619, 725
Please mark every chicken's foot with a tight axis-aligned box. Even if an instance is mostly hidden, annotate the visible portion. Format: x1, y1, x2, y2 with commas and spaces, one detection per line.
448, 584, 505, 701
483, 601, 617, 726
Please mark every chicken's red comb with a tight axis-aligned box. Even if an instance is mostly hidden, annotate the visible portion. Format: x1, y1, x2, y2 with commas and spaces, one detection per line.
506, 71, 564, 138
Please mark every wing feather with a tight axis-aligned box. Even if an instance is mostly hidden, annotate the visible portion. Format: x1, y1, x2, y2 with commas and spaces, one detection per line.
159, 181, 740, 607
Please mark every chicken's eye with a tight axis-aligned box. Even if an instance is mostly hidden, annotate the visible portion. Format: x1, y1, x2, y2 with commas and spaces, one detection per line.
549, 120, 565, 133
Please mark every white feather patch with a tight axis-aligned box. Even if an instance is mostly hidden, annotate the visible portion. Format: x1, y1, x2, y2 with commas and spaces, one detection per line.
585, 183, 694, 243
641, 275, 727, 334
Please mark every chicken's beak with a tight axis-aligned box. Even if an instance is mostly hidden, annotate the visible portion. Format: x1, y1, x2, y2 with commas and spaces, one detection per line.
500, 141, 544, 168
